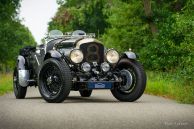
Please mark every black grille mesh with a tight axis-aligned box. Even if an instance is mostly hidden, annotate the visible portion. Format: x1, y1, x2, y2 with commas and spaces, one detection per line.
80, 42, 104, 63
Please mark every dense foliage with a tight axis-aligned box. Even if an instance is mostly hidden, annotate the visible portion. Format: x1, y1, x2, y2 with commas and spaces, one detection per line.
49, 0, 194, 82
0, 0, 35, 71
49, 0, 108, 36
141, 0, 194, 81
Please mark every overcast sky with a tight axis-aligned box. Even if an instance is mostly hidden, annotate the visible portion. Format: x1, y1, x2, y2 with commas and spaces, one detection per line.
19, 0, 59, 44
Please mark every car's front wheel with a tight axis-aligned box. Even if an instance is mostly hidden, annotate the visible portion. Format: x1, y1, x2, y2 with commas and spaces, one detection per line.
38, 58, 72, 103
111, 59, 146, 102
13, 67, 27, 99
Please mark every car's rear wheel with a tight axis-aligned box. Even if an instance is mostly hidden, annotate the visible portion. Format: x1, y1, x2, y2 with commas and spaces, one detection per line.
13, 67, 27, 99
111, 59, 146, 102
38, 58, 72, 103
79, 90, 92, 97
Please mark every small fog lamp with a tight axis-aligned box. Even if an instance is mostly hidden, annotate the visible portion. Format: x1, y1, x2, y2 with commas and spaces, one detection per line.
101, 62, 110, 72
81, 62, 91, 72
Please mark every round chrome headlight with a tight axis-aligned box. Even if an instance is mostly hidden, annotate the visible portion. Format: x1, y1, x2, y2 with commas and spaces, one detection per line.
81, 62, 91, 72
106, 49, 119, 64
101, 62, 110, 72
70, 49, 84, 63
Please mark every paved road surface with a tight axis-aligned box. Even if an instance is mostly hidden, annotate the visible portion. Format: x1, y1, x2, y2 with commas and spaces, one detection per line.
0, 87, 193, 129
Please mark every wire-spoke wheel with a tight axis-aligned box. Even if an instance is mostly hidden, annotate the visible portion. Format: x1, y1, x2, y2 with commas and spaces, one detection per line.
111, 59, 146, 102
38, 58, 72, 103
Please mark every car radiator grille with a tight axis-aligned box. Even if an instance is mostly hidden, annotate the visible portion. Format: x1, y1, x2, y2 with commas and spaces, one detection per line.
80, 42, 104, 63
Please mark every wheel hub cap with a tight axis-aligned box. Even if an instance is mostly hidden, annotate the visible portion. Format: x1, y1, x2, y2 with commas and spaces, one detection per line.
120, 69, 133, 91
47, 76, 52, 85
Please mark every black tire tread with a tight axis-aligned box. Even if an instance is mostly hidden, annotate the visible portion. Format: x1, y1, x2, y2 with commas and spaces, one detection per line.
111, 58, 146, 102
38, 58, 72, 103
13, 68, 27, 99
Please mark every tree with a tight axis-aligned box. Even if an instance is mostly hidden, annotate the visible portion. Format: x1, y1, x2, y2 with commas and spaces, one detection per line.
49, 0, 194, 81
48, 0, 108, 36
143, 0, 157, 34
102, 0, 149, 52
0, 0, 35, 71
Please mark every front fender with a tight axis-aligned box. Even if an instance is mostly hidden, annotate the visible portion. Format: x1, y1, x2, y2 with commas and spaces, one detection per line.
44, 50, 62, 60
17, 55, 29, 87
121, 51, 137, 60
17, 55, 26, 70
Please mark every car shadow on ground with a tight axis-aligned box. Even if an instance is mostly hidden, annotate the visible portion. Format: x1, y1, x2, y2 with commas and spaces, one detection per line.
25, 96, 119, 103
24, 96, 143, 104
25, 96, 42, 100
66, 96, 119, 103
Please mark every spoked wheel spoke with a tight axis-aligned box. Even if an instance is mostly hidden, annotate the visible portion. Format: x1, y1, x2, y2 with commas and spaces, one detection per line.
38, 58, 72, 103
42, 65, 62, 96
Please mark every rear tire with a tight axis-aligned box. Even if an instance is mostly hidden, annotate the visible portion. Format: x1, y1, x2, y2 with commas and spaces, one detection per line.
111, 59, 146, 102
38, 58, 72, 103
13, 68, 27, 99
79, 90, 92, 97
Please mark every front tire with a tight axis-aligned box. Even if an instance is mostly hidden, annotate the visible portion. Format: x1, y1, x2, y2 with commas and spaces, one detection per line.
38, 58, 72, 103
13, 68, 27, 99
79, 90, 92, 97
111, 59, 146, 102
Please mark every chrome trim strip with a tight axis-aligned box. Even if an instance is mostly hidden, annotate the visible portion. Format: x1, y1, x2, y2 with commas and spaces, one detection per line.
34, 55, 40, 66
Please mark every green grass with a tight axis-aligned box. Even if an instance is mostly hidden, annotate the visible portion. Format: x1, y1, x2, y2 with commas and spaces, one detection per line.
145, 71, 194, 104
0, 73, 13, 95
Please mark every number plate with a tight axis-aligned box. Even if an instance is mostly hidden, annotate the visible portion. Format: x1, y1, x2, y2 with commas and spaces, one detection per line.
88, 82, 112, 89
